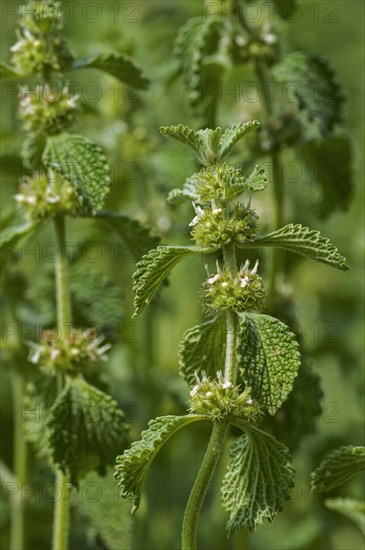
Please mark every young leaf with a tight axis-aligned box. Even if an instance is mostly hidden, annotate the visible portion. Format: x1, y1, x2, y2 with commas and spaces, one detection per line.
247, 224, 348, 270
218, 121, 260, 159
174, 16, 223, 123
273, 53, 344, 135
160, 122, 259, 165
160, 125, 222, 165
311, 446, 365, 493
43, 133, 111, 214
73, 52, 149, 89
299, 136, 353, 218
221, 424, 295, 534
237, 314, 301, 415
133, 245, 215, 316
179, 316, 226, 387
94, 211, 160, 261
325, 498, 365, 536
46, 377, 129, 485
115, 415, 205, 513
1, 222, 37, 270
246, 164, 267, 191
0, 61, 21, 79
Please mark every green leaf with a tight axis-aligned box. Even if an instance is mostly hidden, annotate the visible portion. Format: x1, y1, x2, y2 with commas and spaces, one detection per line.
221, 423, 295, 534
94, 211, 160, 261
218, 122, 261, 159
325, 498, 365, 536
311, 446, 365, 493
43, 133, 111, 214
115, 415, 205, 513
248, 224, 348, 270
1, 222, 37, 270
21, 133, 46, 171
269, 357, 323, 452
78, 470, 133, 549
47, 378, 129, 485
179, 316, 226, 386
133, 245, 215, 316
174, 16, 223, 124
246, 164, 267, 191
73, 52, 149, 89
271, 0, 299, 20
273, 53, 344, 135
237, 314, 301, 415
160, 125, 221, 165
299, 136, 353, 218
160, 122, 259, 165
0, 61, 21, 79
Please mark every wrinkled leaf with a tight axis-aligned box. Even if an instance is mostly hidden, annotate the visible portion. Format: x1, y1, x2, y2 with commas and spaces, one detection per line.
247, 224, 348, 270
311, 446, 365, 493
221, 423, 295, 533
179, 316, 226, 386
115, 415, 205, 513
73, 52, 149, 89
238, 314, 301, 415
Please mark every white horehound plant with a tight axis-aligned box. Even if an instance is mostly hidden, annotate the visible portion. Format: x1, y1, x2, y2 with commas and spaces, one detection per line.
114, 122, 349, 548
0, 1, 156, 549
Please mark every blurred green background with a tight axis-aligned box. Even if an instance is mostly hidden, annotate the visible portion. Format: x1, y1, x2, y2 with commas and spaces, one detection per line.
0, 1, 364, 549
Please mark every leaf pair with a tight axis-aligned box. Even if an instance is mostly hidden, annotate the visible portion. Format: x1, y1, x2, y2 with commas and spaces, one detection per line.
115, 414, 295, 534
179, 313, 300, 416
160, 122, 260, 165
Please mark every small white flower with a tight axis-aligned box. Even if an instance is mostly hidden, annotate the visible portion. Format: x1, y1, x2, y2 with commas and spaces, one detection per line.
221, 281, 229, 288
221, 381, 233, 390
207, 273, 220, 285
190, 385, 199, 397
15, 193, 26, 203
26, 195, 37, 206
189, 203, 204, 226
240, 276, 249, 288
212, 208, 222, 215
50, 347, 60, 362
206, 391, 213, 398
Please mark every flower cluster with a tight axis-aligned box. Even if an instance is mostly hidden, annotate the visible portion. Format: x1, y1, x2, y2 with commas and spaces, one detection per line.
11, 1, 73, 75
19, 85, 79, 134
15, 168, 83, 219
190, 203, 258, 248
203, 259, 265, 313
187, 164, 247, 203
27, 327, 111, 374
231, 23, 279, 66
189, 371, 261, 421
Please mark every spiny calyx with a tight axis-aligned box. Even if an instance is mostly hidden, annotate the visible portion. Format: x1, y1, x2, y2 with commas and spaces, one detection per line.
19, 84, 79, 135
27, 327, 111, 374
11, 0, 73, 75
190, 203, 258, 248
203, 259, 265, 313
189, 371, 261, 422
15, 168, 83, 219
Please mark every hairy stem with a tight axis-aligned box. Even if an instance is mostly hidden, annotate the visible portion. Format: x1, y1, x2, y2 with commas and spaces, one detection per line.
52, 215, 71, 550
223, 243, 239, 384
182, 422, 228, 550
10, 371, 27, 550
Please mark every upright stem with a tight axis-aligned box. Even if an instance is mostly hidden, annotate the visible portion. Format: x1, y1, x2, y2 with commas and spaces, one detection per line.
52, 215, 71, 550
10, 371, 27, 550
182, 422, 228, 550
182, 242, 239, 548
223, 243, 239, 384
254, 62, 284, 303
